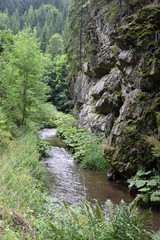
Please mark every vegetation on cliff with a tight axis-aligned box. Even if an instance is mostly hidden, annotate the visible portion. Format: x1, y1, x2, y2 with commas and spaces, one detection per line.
65, 0, 160, 205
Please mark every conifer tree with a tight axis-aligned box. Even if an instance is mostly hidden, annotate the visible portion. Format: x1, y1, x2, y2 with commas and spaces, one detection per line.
65, 0, 89, 73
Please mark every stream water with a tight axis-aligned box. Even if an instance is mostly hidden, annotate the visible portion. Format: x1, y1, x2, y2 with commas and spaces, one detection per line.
40, 128, 160, 232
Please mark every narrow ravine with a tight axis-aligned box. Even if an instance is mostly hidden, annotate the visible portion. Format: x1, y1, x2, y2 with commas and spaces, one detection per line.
41, 128, 160, 231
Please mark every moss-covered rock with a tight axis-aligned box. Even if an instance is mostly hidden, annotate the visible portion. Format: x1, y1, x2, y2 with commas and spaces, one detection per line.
69, 2, 160, 178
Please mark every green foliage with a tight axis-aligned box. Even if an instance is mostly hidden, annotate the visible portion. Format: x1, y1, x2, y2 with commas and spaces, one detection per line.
128, 167, 160, 203
36, 137, 51, 157
0, 107, 13, 151
0, 29, 14, 54
0, 0, 70, 19
0, 132, 47, 211
46, 33, 64, 59
42, 197, 153, 240
152, 230, 160, 240
81, 142, 110, 173
47, 54, 73, 112
52, 110, 75, 128
35, 4, 63, 51
0, 123, 157, 239
65, 0, 89, 75
53, 111, 109, 172
0, 11, 9, 30
100, 197, 151, 240
0, 1, 68, 52
0, 29, 51, 126
58, 127, 97, 160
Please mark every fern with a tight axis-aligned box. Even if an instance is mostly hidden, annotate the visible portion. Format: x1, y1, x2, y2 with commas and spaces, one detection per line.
152, 230, 160, 240
99, 198, 151, 240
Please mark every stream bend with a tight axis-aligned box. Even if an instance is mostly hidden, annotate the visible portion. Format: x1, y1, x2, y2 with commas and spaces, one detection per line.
41, 128, 160, 231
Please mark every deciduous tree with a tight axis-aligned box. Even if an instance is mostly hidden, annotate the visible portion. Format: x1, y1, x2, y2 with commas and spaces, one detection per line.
1, 29, 50, 125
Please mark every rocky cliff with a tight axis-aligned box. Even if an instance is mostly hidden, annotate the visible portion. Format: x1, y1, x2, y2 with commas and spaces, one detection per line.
68, 1, 160, 178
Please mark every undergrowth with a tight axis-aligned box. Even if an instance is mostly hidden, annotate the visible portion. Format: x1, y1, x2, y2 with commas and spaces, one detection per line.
52, 111, 110, 173
128, 166, 160, 203
0, 114, 158, 239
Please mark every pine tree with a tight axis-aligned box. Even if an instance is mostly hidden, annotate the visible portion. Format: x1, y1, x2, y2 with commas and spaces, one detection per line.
65, 0, 89, 74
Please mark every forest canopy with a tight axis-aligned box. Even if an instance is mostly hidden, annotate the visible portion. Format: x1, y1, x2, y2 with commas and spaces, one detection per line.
0, 0, 72, 115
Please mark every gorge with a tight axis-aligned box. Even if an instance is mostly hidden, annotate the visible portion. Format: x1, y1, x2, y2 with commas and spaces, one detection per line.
68, 0, 160, 181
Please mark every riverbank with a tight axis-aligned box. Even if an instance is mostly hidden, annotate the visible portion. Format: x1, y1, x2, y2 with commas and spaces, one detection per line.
41, 128, 134, 206
0, 132, 157, 239
52, 111, 110, 173
0, 110, 159, 239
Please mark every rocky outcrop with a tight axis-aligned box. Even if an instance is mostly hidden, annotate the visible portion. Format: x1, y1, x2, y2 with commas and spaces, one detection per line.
69, 1, 160, 178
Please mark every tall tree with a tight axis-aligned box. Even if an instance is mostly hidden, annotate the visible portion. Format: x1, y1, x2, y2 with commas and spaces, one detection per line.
46, 33, 64, 59
1, 29, 50, 125
9, 9, 20, 34
47, 54, 73, 112
0, 11, 9, 30
65, 0, 89, 73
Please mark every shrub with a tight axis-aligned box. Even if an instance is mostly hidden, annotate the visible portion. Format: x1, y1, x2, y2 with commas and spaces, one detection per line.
0, 107, 13, 152
82, 142, 110, 173
128, 166, 160, 203
99, 197, 151, 240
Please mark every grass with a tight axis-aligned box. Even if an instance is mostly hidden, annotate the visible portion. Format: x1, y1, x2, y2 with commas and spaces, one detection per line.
81, 142, 110, 173
0, 132, 47, 211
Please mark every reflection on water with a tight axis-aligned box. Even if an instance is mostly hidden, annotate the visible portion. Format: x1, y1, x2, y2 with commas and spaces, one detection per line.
40, 128, 160, 231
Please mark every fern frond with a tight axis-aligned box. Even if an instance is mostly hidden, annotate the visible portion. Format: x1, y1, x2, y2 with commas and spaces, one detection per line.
94, 199, 103, 222
152, 230, 160, 240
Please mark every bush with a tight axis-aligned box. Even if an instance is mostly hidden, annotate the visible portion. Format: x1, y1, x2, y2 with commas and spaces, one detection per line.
0, 107, 13, 152
99, 197, 152, 240
128, 166, 160, 203
82, 142, 110, 173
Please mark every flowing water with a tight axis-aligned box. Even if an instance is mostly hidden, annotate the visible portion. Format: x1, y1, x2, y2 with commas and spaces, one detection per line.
41, 128, 160, 231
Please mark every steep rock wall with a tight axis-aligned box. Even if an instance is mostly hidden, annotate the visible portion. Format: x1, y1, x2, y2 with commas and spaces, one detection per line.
69, 2, 160, 178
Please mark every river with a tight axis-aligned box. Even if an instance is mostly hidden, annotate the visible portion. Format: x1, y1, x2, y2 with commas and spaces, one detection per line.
40, 128, 160, 232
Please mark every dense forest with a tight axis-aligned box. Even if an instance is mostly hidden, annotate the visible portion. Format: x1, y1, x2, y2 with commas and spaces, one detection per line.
0, 0, 160, 239
0, 0, 72, 114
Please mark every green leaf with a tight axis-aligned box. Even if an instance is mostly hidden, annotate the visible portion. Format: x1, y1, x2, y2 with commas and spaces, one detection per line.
128, 180, 135, 188
137, 167, 151, 176
49, 222, 65, 239
139, 187, 150, 192
136, 168, 145, 176
78, 229, 84, 236
135, 179, 147, 188
150, 192, 160, 202
141, 193, 149, 203
147, 179, 157, 187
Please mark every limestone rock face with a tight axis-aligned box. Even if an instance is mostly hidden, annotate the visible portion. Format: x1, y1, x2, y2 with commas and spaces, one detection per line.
69, 3, 160, 178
